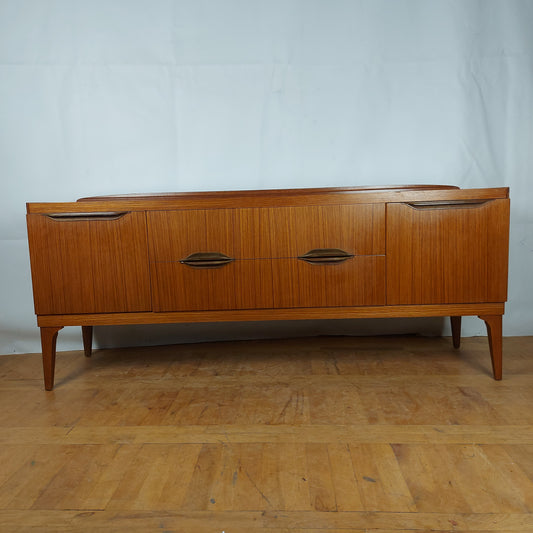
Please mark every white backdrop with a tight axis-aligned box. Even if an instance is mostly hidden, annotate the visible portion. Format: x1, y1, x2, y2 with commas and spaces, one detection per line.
1, 0, 532, 354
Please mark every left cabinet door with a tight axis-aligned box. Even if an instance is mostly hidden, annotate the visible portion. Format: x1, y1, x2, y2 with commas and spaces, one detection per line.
27, 212, 151, 314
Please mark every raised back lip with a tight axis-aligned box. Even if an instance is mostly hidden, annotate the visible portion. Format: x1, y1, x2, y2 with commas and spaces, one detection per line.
77, 184, 460, 202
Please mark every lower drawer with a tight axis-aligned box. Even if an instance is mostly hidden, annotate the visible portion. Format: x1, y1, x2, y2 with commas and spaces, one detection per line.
272, 256, 386, 308
151, 260, 273, 312
151, 256, 385, 312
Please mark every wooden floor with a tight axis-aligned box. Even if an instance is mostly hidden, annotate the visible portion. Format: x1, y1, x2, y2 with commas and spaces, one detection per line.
1, 334, 533, 532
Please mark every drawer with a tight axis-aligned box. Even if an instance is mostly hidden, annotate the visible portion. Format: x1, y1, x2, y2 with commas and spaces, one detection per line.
151, 259, 274, 312
272, 256, 386, 308
268, 204, 385, 258
148, 209, 235, 261
148, 203, 386, 312
148, 204, 385, 262
151, 254, 385, 311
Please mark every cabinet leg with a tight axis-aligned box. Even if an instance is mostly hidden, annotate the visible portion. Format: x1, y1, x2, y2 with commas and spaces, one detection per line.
82, 326, 93, 357
450, 316, 461, 349
478, 315, 503, 381
40, 326, 63, 391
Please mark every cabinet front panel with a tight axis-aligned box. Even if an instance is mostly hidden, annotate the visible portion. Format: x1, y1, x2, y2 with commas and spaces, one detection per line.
386, 199, 510, 305
148, 209, 235, 261
272, 256, 386, 308
151, 260, 274, 312
27, 212, 151, 315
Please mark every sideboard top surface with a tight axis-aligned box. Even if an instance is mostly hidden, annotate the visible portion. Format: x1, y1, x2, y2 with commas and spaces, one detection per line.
26, 184, 509, 214
77, 184, 459, 201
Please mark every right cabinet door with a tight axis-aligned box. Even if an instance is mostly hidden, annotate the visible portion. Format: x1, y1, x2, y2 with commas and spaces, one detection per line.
386, 199, 510, 305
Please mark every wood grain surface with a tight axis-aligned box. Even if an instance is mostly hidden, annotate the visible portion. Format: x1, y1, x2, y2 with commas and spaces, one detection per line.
27, 212, 151, 315
27, 186, 509, 215
386, 199, 510, 305
1, 334, 532, 531
26, 185, 511, 389
148, 203, 385, 312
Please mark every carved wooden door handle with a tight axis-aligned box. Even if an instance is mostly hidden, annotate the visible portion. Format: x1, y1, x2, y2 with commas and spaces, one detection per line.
405, 200, 489, 210
46, 212, 129, 221
298, 248, 354, 265
180, 252, 235, 268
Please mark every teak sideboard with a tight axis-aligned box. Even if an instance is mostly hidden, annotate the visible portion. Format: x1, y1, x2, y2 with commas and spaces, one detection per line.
26, 185, 510, 390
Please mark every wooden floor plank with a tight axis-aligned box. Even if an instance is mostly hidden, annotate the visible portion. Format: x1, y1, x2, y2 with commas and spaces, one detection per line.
0, 445, 77, 510
0, 509, 532, 531
326, 443, 364, 511
4, 423, 533, 446
232, 443, 270, 510
156, 443, 203, 510
391, 443, 473, 513
348, 443, 416, 512
277, 443, 311, 511
305, 443, 337, 511
179, 443, 224, 511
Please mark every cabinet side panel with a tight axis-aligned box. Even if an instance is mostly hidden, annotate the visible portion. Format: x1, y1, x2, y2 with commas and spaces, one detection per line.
488, 199, 510, 301
386, 199, 510, 305
27, 212, 151, 314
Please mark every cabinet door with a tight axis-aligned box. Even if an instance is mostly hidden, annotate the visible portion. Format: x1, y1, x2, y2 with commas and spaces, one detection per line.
386, 199, 510, 305
27, 212, 151, 314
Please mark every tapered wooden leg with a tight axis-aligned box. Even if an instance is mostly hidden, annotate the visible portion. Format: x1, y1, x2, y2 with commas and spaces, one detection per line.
478, 315, 503, 381
40, 326, 63, 391
82, 326, 93, 357
450, 316, 461, 349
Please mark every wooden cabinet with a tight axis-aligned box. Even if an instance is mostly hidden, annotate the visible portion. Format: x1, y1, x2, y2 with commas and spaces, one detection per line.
26, 185, 510, 389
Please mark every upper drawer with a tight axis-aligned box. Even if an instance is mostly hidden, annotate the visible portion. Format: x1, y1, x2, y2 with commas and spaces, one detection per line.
148, 204, 385, 261
148, 209, 235, 261
266, 204, 385, 258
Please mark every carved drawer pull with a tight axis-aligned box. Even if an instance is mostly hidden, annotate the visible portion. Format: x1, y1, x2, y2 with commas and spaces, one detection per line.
298, 248, 354, 265
405, 200, 489, 210
180, 252, 235, 268
47, 212, 129, 221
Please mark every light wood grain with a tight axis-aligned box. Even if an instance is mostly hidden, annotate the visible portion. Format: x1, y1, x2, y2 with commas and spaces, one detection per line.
26, 185, 510, 387
272, 256, 386, 308
36, 303, 506, 326
27, 186, 509, 214
386, 199, 510, 305
148, 208, 235, 260
268, 204, 385, 257
27, 212, 151, 315
1, 335, 533, 531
